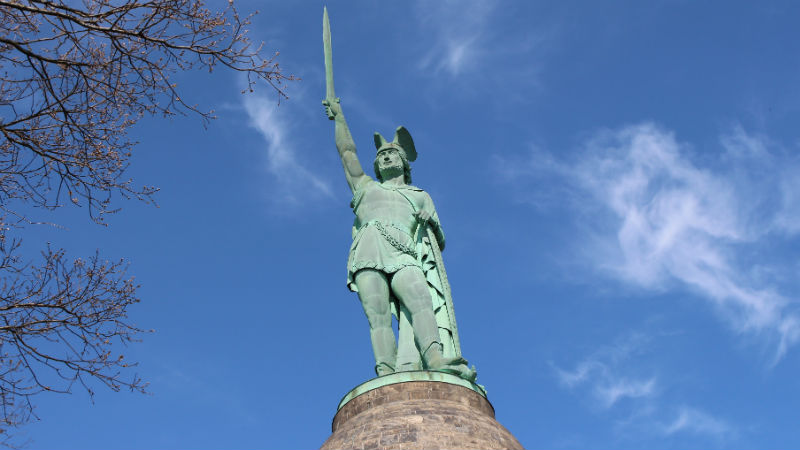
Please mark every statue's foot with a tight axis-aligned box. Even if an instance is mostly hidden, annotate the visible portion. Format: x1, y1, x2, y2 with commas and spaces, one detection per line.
428, 357, 477, 383
395, 361, 422, 372
420, 344, 478, 382
439, 363, 477, 383
375, 362, 396, 377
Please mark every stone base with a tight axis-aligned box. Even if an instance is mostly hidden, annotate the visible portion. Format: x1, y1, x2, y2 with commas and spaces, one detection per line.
321, 374, 523, 450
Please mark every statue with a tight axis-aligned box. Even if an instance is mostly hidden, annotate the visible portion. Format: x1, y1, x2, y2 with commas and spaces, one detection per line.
322, 8, 476, 382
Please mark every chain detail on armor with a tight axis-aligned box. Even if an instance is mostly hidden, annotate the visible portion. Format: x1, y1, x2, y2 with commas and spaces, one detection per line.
372, 221, 418, 259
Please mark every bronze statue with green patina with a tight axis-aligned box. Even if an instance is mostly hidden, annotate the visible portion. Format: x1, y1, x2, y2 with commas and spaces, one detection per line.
322, 8, 475, 381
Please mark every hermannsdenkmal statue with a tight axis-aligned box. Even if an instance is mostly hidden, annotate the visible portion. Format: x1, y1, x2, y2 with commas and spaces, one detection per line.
321, 8, 476, 382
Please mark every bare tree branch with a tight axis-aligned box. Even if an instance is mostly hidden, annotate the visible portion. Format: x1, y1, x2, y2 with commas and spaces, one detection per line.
0, 0, 295, 441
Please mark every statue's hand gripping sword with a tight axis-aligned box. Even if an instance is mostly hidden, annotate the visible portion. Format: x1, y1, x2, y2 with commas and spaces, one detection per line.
322, 7, 339, 120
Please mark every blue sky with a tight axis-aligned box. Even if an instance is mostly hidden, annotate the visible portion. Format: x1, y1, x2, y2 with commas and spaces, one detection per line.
20, 1, 800, 448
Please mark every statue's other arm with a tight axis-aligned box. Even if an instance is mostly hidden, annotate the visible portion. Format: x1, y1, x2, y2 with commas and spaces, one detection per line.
323, 99, 367, 192
430, 211, 446, 251
417, 193, 446, 251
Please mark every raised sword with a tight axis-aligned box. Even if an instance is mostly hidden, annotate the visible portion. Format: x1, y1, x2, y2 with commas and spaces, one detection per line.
323, 7, 338, 116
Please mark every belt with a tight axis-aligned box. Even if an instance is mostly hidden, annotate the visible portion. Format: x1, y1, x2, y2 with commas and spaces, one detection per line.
360, 220, 413, 236
360, 220, 417, 258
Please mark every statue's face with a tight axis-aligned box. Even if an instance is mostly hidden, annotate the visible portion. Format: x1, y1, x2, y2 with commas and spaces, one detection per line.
377, 148, 403, 175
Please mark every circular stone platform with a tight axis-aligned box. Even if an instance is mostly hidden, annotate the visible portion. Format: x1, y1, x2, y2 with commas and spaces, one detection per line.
320, 372, 523, 450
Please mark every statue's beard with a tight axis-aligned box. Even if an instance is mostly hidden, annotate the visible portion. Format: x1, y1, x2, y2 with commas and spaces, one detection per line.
379, 164, 404, 181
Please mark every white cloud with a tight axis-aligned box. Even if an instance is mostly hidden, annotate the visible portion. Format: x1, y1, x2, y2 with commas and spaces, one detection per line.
555, 359, 596, 387
661, 406, 735, 440
242, 96, 333, 204
554, 332, 657, 409
510, 123, 800, 361
414, 0, 496, 76
413, 0, 548, 84
555, 332, 736, 441
596, 377, 657, 409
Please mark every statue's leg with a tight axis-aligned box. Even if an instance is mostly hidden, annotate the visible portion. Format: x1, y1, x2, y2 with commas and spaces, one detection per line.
395, 303, 422, 371
354, 268, 396, 376
390, 266, 442, 367
392, 266, 477, 381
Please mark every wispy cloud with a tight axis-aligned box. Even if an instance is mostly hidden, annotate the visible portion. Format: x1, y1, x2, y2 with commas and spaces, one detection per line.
502, 123, 800, 361
555, 331, 736, 441
413, 0, 549, 84
242, 95, 334, 205
554, 332, 658, 409
596, 377, 657, 409
660, 406, 735, 440
414, 0, 496, 76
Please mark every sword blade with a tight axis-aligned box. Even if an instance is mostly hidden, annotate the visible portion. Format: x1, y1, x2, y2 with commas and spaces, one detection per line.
323, 7, 336, 100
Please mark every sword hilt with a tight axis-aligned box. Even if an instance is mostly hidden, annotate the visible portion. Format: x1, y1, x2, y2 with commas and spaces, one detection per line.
322, 97, 340, 120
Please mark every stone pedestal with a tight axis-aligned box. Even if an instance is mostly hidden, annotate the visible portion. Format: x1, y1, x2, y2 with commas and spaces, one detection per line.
321, 372, 523, 450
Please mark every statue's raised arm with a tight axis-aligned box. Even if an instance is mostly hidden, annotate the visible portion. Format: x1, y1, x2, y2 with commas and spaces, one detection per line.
322, 7, 366, 192
323, 99, 367, 192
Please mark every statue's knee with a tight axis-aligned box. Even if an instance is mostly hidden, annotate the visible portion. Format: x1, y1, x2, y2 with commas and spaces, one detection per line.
362, 298, 391, 328
399, 285, 433, 314
366, 313, 392, 329
408, 301, 434, 318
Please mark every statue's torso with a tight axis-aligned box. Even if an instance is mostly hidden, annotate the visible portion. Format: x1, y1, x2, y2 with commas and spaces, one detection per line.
355, 182, 423, 230
346, 179, 428, 288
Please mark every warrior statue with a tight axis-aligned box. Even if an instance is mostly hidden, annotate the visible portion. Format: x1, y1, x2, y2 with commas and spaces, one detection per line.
322, 8, 476, 381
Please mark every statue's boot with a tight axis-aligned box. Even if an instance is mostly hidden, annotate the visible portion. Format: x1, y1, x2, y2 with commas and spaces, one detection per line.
375, 361, 395, 376
370, 325, 397, 377
421, 342, 478, 382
